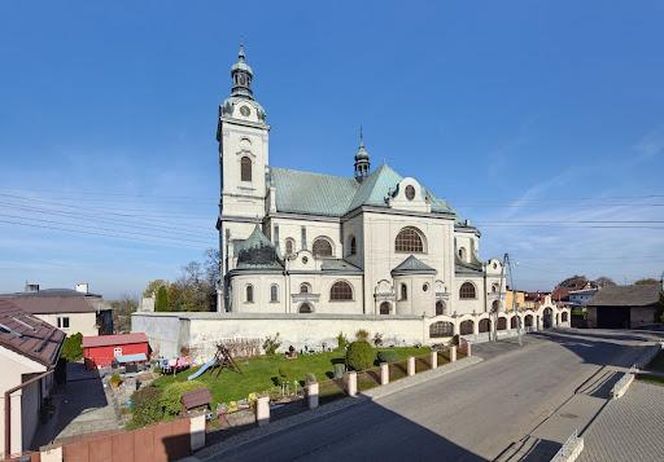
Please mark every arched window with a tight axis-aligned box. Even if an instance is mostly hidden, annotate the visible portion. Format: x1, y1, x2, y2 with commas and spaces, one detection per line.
429, 321, 454, 338
491, 300, 500, 313
299, 303, 312, 314
379, 302, 390, 315
510, 316, 518, 329
270, 284, 279, 303
435, 300, 446, 316
285, 238, 295, 256
562, 312, 569, 323
460, 320, 474, 335
330, 281, 353, 301
348, 235, 357, 256
459, 282, 476, 299
245, 284, 254, 303
491, 283, 498, 293
240, 156, 252, 182
299, 283, 310, 294
497, 317, 507, 330
458, 247, 467, 261
400, 283, 408, 301
395, 227, 424, 253
312, 237, 333, 258
479, 318, 490, 333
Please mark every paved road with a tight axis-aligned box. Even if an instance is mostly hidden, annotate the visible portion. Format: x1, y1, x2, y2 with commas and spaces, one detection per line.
206, 330, 656, 462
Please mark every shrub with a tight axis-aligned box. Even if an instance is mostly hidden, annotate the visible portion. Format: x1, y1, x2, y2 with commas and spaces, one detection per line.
263, 333, 282, 356
61, 333, 83, 361
129, 386, 163, 428
109, 373, 122, 388
377, 350, 398, 364
336, 332, 348, 351
159, 381, 208, 417
355, 329, 370, 342
345, 341, 375, 371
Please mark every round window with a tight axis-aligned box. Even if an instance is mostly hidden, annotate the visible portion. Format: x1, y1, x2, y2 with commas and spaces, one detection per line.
422, 283, 429, 292
405, 185, 416, 201
302, 256, 308, 264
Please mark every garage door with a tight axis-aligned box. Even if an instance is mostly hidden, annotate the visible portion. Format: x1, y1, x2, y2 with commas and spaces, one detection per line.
596, 307, 630, 329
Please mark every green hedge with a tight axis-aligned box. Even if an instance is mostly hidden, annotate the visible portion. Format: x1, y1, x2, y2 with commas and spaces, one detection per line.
345, 341, 375, 371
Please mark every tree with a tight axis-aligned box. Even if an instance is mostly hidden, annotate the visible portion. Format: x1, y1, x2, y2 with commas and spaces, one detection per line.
143, 279, 168, 298
61, 333, 83, 361
634, 278, 659, 286
155, 285, 170, 312
595, 277, 617, 288
111, 296, 139, 333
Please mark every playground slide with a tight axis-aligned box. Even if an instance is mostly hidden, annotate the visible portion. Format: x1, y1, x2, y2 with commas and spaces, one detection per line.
187, 358, 215, 381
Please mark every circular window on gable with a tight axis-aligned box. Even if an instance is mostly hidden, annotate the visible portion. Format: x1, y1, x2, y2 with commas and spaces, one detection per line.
405, 185, 416, 201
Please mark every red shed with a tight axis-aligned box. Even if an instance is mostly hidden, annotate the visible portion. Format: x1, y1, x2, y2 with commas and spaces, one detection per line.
82, 332, 150, 369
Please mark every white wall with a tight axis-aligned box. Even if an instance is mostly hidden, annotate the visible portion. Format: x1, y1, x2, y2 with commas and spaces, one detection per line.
35, 311, 97, 337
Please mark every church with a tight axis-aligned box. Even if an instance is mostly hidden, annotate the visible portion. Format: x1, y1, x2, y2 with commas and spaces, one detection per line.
217, 45, 504, 317
132, 47, 569, 361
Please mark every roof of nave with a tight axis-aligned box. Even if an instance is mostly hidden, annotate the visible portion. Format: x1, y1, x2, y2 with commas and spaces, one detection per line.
269, 163, 455, 218
391, 255, 437, 276
454, 254, 484, 275
320, 259, 362, 273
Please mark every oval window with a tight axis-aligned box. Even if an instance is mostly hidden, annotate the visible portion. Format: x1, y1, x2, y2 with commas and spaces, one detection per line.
405, 185, 416, 200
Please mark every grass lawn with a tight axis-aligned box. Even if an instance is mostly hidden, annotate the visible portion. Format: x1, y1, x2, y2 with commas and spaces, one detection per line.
152, 346, 429, 406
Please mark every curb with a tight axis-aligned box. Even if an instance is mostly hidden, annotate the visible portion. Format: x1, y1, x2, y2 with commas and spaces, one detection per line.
193, 356, 482, 461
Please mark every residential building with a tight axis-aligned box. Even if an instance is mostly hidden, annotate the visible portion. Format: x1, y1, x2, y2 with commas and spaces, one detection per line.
586, 283, 663, 329
568, 287, 598, 307
0, 299, 65, 457
0, 283, 113, 337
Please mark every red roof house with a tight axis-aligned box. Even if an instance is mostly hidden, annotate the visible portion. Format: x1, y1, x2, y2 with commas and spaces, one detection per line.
82, 332, 150, 369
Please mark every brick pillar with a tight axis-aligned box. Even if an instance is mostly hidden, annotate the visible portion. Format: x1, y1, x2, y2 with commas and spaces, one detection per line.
346, 371, 357, 397
430, 351, 438, 369
380, 362, 389, 385
407, 357, 416, 376
256, 396, 270, 426
307, 382, 319, 409
450, 345, 457, 362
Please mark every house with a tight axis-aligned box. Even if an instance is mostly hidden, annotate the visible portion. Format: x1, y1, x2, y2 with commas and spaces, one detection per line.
82, 333, 150, 369
0, 283, 113, 337
586, 283, 663, 329
132, 46, 571, 361
568, 287, 598, 307
0, 299, 65, 457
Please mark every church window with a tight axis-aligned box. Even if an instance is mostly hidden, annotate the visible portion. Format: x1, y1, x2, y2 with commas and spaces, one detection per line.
405, 185, 416, 200
330, 281, 353, 301
459, 282, 476, 299
458, 247, 467, 261
240, 156, 252, 182
285, 238, 295, 256
245, 284, 254, 303
300, 283, 311, 294
348, 235, 357, 256
270, 284, 279, 303
379, 302, 390, 315
299, 303, 313, 314
395, 227, 424, 253
312, 237, 333, 258
400, 283, 408, 301
435, 300, 446, 316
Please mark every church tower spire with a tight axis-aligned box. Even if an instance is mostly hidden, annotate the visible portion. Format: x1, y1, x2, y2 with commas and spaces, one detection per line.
354, 127, 371, 181
230, 44, 254, 99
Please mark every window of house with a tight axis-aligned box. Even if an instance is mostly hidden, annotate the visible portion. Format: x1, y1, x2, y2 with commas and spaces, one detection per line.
270, 284, 279, 303
312, 237, 333, 257
459, 282, 476, 299
285, 238, 295, 256
330, 281, 353, 301
348, 236, 357, 256
395, 227, 424, 253
240, 156, 252, 182
379, 302, 390, 315
400, 283, 408, 301
245, 284, 254, 303
57, 316, 70, 329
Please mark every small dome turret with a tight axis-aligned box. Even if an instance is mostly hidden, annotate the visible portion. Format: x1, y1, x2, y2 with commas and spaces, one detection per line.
354, 127, 371, 181
230, 44, 254, 99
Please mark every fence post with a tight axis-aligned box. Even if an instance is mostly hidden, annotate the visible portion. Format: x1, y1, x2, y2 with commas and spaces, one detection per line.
40, 446, 62, 462
307, 382, 319, 409
380, 362, 389, 385
467, 341, 472, 357
346, 371, 358, 397
450, 346, 457, 362
407, 357, 416, 376
430, 351, 438, 369
256, 396, 270, 426
190, 413, 206, 451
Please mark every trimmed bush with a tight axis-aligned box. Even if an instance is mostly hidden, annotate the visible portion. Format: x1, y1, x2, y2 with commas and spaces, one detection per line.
345, 341, 375, 371
159, 381, 208, 416
377, 350, 398, 364
61, 332, 83, 361
129, 386, 163, 428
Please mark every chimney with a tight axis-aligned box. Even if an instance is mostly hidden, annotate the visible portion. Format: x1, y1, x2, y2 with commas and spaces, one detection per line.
75, 282, 89, 294
24, 282, 40, 293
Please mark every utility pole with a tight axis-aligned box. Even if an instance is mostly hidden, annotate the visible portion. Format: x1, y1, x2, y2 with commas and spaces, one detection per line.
503, 253, 522, 346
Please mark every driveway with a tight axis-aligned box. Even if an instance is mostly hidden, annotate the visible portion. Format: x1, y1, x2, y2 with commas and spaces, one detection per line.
201, 329, 656, 462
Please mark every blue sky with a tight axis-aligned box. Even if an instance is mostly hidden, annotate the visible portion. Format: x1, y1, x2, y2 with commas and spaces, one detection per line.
1, 1, 663, 298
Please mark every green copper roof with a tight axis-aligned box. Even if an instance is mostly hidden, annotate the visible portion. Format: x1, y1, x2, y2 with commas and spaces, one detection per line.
235, 226, 284, 270
269, 164, 455, 217
391, 255, 437, 276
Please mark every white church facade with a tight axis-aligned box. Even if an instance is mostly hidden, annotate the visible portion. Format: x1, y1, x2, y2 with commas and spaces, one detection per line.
132, 47, 570, 361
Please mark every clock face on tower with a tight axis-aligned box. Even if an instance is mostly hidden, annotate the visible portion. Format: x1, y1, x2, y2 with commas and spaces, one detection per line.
240, 105, 251, 117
